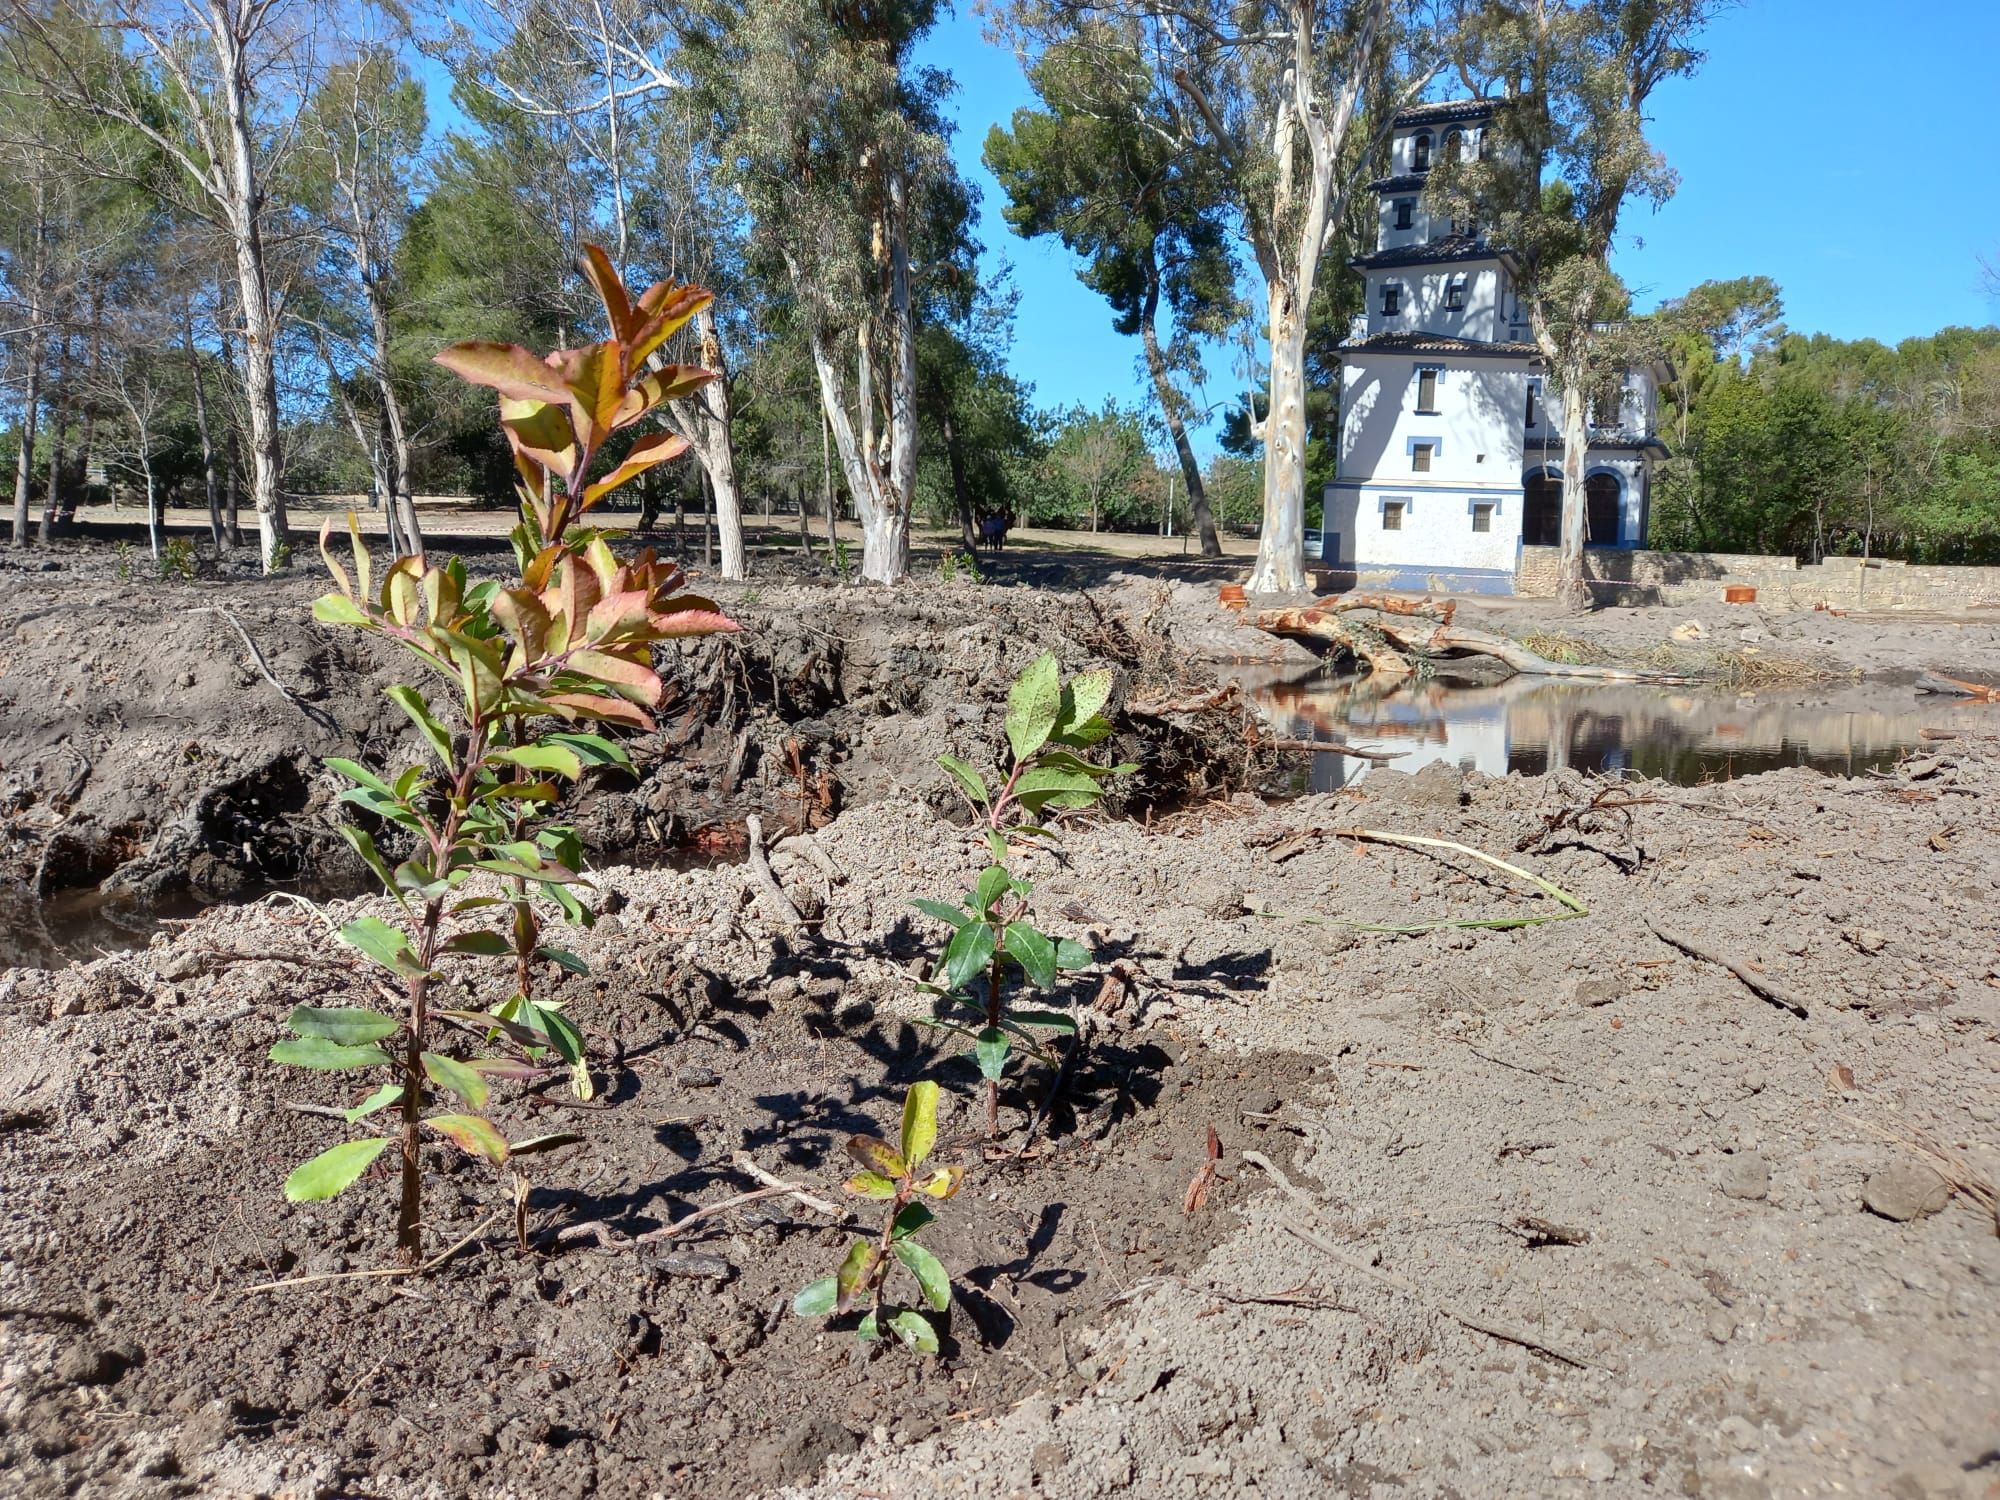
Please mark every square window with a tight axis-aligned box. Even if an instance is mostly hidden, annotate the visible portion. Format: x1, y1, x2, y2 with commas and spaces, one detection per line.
1381, 283, 1402, 317
1394, 198, 1414, 230
1415, 368, 1438, 411
1383, 502, 1405, 531
1412, 443, 1433, 473
1472, 503, 1494, 533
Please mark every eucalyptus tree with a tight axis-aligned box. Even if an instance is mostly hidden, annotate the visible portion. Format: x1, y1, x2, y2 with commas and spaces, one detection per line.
296, 45, 428, 557
2, 0, 323, 570
422, 0, 752, 578
1428, 0, 1722, 609
984, 29, 1237, 555
995, 0, 1442, 592
0, 21, 153, 546
707, 0, 961, 584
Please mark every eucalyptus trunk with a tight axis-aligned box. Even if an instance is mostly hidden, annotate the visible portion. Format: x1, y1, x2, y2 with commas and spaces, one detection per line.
216, 20, 289, 571
1138, 261, 1219, 557
1249, 280, 1311, 593
665, 307, 745, 580
11, 323, 43, 548
1555, 360, 1592, 611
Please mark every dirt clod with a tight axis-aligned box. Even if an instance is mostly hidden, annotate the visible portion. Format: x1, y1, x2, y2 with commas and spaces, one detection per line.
1863, 1162, 1956, 1222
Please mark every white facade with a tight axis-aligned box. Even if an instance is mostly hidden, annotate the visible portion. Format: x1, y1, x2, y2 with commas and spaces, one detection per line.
1327, 100, 1665, 593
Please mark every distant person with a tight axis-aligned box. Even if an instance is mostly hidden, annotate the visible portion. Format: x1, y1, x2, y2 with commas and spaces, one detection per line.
978, 512, 1009, 552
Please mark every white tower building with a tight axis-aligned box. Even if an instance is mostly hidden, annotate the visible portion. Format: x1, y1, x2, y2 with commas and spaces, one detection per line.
1323, 100, 1667, 594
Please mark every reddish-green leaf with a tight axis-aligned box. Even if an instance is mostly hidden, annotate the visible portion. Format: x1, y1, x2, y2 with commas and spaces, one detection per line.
426, 1113, 509, 1164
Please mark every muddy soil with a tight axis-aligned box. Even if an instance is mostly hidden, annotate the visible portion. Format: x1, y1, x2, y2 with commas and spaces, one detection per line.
0, 539, 1274, 949
4, 724, 1998, 1498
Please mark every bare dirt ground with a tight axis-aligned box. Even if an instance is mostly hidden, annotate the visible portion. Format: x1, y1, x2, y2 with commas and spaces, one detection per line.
3, 535, 1998, 1499
2, 732, 1996, 1498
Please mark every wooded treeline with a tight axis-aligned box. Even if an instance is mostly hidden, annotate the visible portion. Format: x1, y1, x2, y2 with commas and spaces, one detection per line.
0, 0, 1992, 584
1653, 278, 2000, 565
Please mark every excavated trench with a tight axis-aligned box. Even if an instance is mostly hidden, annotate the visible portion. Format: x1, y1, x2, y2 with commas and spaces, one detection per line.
1, 550, 1278, 966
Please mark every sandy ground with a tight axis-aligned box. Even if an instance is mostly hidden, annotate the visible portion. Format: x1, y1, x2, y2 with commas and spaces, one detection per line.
3, 539, 1999, 1498
3, 726, 1997, 1498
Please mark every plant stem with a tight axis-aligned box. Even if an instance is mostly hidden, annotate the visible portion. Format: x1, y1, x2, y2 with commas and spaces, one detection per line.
395, 731, 487, 1267
985, 939, 1005, 1139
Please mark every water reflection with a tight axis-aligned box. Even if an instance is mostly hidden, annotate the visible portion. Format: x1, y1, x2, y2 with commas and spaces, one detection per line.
1236, 667, 1990, 792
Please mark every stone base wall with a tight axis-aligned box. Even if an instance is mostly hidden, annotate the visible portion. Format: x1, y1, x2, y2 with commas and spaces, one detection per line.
1512, 546, 2000, 611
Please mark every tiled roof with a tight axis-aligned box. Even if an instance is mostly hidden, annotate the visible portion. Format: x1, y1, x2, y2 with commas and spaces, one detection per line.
1353, 235, 1508, 270
1394, 99, 1498, 127
1526, 433, 1670, 454
1341, 333, 1539, 359
1369, 173, 1428, 194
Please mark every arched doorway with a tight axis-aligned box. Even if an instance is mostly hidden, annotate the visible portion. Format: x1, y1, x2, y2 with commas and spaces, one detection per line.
1585, 473, 1622, 546
1522, 471, 1561, 546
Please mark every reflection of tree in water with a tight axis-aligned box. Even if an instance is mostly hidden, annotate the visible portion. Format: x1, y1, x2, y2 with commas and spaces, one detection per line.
1236, 667, 1957, 787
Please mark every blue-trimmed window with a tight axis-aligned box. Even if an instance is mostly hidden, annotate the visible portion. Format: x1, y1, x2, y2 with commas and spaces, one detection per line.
1472, 503, 1494, 533
1412, 132, 1432, 172
1444, 274, 1467, 312
1381, 281, 1403, 317
1414, 366, 1440, 413
1394, 198, 1415, 230
1383, 500, 1407, 531
1411, 442, 1435, 473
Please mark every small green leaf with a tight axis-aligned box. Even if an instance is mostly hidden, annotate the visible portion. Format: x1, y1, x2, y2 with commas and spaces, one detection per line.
911, 898, 971, 929
972, 865, 1011, 915
422, 1052, 490, 1109
287, 1005, 399, 1045
337, 825, 402, 903
384, 684, 453, 767
490, 743, 583, 780
900, 1080, 939, 1172
856, 1311, 881, 1341
844, 1171, 898, 1199
974, 1027, 1010, 1081
269, 1038, 392, 1070
283, 1136, 390, 1201
891, 1201, 935, 1240
325, 757, 395, 798
536, 946, 590, 976
793, 1277, 838, 1317
936, 753, 989, 806
1054, 668, 1115, 741
343, 1083, 404, 1122
426, 1113, 509, 1164
886, 1308, 939, 1353
508, 1131, 584, 1155
943, 921, 998, 994
442, 930, 511, 956
313, 593, 372, 628
835, 1239, 876, 1312
1004, 922, 1057, 990
1009, 1008, 1079, 1034
1053, 938, 1094, 970
1005, 652, 1062, 763
893, 1240, 952, 1312
1013, 765, 1104, 808
337, 915, 427, 978
985, 829, 1007, 863
544, 730, 631, 769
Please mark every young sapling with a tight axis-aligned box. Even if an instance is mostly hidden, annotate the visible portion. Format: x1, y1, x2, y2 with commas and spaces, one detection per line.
275, 246, 737, 1264
793, 1081, 963, 1353
923, 651, 1133, 1136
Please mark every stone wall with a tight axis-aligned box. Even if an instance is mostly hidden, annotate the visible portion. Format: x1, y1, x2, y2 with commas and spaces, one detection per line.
1512, 546, 2000, 611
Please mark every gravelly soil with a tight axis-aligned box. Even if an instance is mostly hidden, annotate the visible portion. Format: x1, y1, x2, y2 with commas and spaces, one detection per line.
4, 718, 1997, 1498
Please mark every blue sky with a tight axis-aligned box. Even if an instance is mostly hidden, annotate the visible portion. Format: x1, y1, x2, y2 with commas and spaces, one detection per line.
920, 0, 2000, 449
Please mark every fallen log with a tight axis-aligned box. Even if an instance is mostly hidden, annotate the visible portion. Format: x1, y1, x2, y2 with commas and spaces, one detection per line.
1250, 605, 1700, 684
1916, 672, 2000, 702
